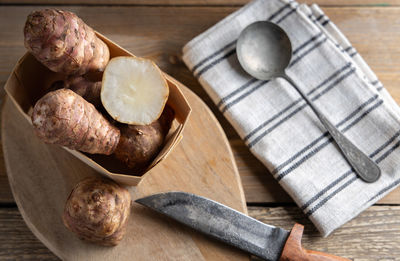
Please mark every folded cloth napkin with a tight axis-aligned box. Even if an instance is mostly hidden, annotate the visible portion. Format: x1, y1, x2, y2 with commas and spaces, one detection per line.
182, 0, 400, 236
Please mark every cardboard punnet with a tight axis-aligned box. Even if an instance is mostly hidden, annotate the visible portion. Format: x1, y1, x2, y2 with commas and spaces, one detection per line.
4, 32, 191, 186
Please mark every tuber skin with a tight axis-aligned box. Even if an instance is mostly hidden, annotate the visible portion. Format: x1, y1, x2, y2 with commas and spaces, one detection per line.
24, 9, 110, 75
31, 89, 120, 155
114, 105, 175, 170
62, 177, 131, 246
50, 76, 102, 107
65, 76, 102, 107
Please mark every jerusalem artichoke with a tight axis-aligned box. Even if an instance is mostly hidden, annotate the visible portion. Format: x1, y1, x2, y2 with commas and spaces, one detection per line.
24, 9, 109, 75
65, 76, 102, 107
114, 105, 174, 170
63, 177, 131, 246
48, 76, 102, 107
31, 89, 120, 155
101, 56, 169, 125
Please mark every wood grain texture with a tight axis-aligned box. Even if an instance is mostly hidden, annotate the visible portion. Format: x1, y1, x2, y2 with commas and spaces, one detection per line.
0, 208, 58, 261
0, 90, 12, 204
1, 206, 399, 261
279, 224, 350, 261
0, 175, 12, 204
0, 5, 399, 205
2, 80, 249, 261
0, 0, 399, 7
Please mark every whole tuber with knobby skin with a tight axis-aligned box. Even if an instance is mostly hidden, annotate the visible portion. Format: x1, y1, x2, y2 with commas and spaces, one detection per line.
49, 76, 102, 107
31, 89, 120, 155
114, 105, 174, 170
65, 76, 102, 107
62, 177, 131, 246
24, 9, 109, 75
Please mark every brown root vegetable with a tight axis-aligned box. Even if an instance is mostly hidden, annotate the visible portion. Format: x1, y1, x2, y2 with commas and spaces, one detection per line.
114, 105, 174, 170
62, 177, 131, 246
47, 76, 102, 107
65, 76, 102, 107
114, 125, 163, 170
24, 9, 110, 75
31, 89, 120, 155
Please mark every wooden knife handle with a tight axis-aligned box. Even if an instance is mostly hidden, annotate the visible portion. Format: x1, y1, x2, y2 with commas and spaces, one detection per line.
279, 224, 351, 261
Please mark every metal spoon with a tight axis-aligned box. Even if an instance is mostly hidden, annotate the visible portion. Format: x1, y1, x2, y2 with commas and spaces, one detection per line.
236, 21, 380, 183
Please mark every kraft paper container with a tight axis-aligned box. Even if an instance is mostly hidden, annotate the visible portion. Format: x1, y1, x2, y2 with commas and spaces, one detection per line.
4, 32, 191, 186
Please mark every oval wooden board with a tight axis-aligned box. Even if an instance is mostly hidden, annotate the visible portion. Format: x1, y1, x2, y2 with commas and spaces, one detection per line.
1, 85, 250, 261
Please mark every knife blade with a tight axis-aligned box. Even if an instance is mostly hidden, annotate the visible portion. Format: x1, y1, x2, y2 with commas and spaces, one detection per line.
135, 192, 350, 261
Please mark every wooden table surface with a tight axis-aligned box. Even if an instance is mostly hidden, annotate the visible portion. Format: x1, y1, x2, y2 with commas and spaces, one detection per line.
0, 0, 400, 260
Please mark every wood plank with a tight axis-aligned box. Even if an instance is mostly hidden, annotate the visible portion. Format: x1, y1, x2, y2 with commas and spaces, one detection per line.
0, 97, 13, 204
0, 208, 58, 261
1, 206, 399, 260
0, 0, 399, 7
0, 6, 399, 204
0, 124, 11, 204
0, 174, 13, 204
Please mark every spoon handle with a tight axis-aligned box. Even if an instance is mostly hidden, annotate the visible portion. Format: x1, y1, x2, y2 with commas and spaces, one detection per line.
282, 73, 381, 183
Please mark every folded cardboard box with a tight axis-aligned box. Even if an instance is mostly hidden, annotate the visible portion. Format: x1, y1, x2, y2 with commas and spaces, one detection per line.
4, 32, 191, 186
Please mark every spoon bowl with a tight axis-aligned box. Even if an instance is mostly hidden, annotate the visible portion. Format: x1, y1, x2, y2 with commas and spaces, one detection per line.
237, 21, 292, 80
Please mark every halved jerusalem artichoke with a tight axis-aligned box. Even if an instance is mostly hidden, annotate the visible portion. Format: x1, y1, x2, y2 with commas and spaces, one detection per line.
101, 56, 169, 125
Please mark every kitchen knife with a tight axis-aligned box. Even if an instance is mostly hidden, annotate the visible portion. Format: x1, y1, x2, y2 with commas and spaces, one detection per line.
135, 192, 350, 261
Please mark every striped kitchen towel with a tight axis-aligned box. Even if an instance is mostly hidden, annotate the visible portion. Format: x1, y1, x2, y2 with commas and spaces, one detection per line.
182, 0, 400, 236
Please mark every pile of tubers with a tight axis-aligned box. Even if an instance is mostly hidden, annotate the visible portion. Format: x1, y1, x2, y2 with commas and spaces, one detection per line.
25, 9, 174, 172
24, 9, 175, 246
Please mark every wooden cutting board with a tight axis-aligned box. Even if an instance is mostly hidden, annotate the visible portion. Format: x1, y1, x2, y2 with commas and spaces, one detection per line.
1, 82, 250, 260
